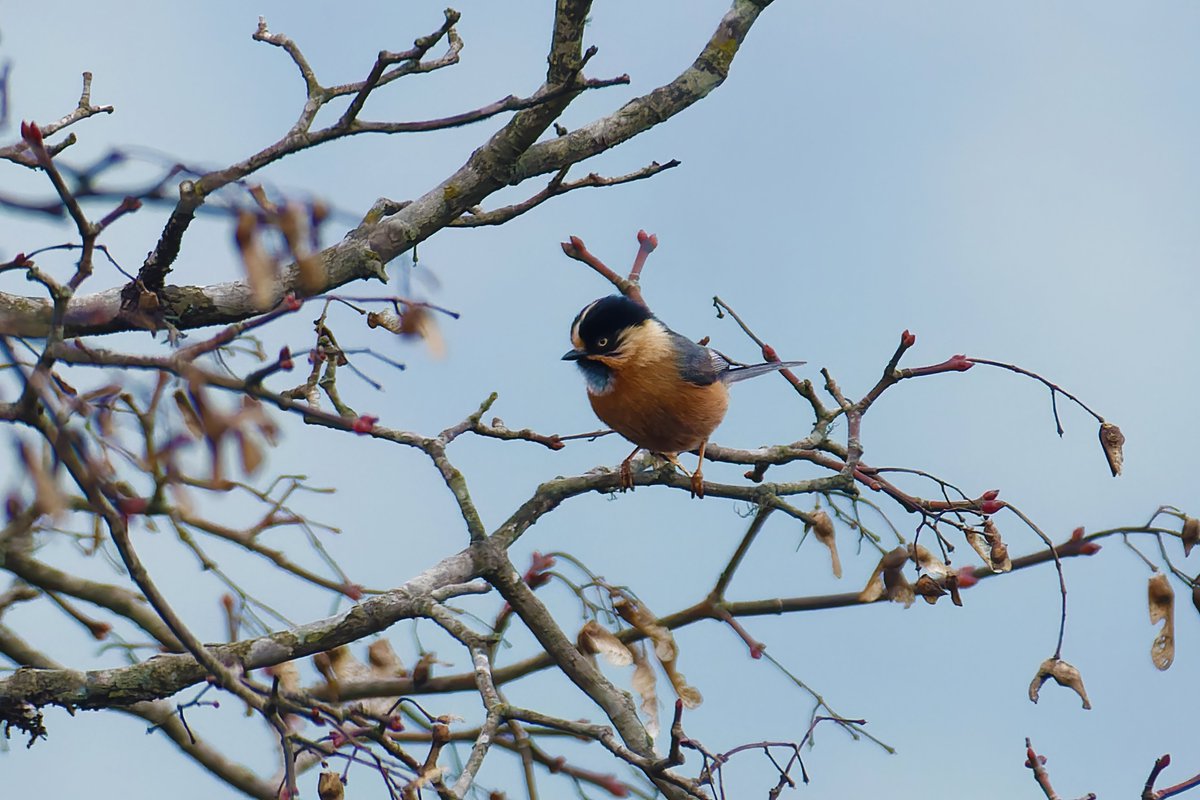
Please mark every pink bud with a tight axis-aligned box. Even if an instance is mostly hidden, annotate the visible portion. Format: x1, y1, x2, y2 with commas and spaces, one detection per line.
956, 567, 980, 588
20, 120, 43, 147
597, 775, 631, 797
946, 354, 973, 371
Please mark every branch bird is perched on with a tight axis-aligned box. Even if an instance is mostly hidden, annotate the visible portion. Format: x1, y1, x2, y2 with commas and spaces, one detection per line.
563, 295, 804, 497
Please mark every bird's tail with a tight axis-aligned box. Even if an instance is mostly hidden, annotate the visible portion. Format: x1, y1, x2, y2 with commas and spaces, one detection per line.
722, 360, 806, 384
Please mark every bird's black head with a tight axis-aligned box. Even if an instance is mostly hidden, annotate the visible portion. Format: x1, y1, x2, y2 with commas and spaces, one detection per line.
563, 295, 654, 361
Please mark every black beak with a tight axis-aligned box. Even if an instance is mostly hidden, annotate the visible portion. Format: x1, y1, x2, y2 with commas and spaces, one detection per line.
561, 349, 587, 361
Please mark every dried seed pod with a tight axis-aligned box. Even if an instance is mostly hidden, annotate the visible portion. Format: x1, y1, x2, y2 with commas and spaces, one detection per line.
860, 546, 910, 603
234, 209, 277, 310
318, 772, 344, 800
629, 644, 659, 738
576, 620, 632, 666
806, 510, 841, 578
1148, 573, 1175, 671
367, 640, 407, 677
1028, 657, 1091, 709
914, 574, 947, 605
1182, 516, 1199, 557
1098, 421, 1125, 477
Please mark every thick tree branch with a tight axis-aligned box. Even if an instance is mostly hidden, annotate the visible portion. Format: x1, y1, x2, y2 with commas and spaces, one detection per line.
0, 550, 477, 716
0, 0, 771, 339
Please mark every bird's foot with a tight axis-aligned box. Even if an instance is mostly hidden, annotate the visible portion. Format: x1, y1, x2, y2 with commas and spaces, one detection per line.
618, 457, 635, 492
662, 454, 704, 498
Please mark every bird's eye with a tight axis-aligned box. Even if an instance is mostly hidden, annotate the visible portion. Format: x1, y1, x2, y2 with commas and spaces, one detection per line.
597, 337, 609, 348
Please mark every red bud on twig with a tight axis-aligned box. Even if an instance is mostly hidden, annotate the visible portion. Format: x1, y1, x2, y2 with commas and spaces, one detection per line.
20, 120, 43, 148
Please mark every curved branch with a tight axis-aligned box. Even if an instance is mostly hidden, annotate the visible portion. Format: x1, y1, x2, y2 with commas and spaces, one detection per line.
0, 0, 773, 339
0, 549, 477, 715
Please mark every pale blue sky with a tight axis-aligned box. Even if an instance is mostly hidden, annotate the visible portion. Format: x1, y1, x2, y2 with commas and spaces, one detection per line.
3, 2, 1199, 797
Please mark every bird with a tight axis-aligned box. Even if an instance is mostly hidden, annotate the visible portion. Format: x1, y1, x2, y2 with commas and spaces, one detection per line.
562, 294, 804, 497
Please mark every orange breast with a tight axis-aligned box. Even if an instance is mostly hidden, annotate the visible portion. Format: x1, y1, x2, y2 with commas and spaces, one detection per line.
588, 367, 729, 454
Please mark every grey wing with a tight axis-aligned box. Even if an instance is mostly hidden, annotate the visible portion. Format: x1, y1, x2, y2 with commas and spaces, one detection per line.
670, 331, 729, 386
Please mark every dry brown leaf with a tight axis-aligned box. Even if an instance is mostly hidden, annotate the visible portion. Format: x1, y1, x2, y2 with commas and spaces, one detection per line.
945, 572, 964, 607
965, 520, 1012, 573
661, 659, 703, 709
629, 644, 660, 738
368, 639, 407, 677
188, 380, 230, 442
328, 645, 372, 683
577, 620, 633, 667
914, 574, 947, 605
1099, 421, 1125, 477
860, 547, 909, 603
1148, 573, 1175, 671
412, 651, 450, 688
807, 510, 841, 578
611, 593, 700, 709
266, 660, 300, 694
239, 396, 280, 446
859, 560, 886, 602
234, 209, 277, 310
276, 202, 324, 296
881, 546, 914, 607
983, 519, 1012, 572
235, 431, 264, 476
317, 772, 344, 800
884, 571, 914, 607
1028, 657, 1092, 709
19, 440, 65, 520
911, 544, 952, 579
1183, 517, 1199, 557
964, 528, 990, 566
367, 305, 446, 357
613, 595, 676, 662
313, 650, 339, 700
400, 306, 445, 358
172, 390, 205, 439
367, 309, 405, 334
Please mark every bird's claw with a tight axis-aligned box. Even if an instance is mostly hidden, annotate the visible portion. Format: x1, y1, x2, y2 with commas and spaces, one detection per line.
663, 454, 704, 499
618, 458, 635, 492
